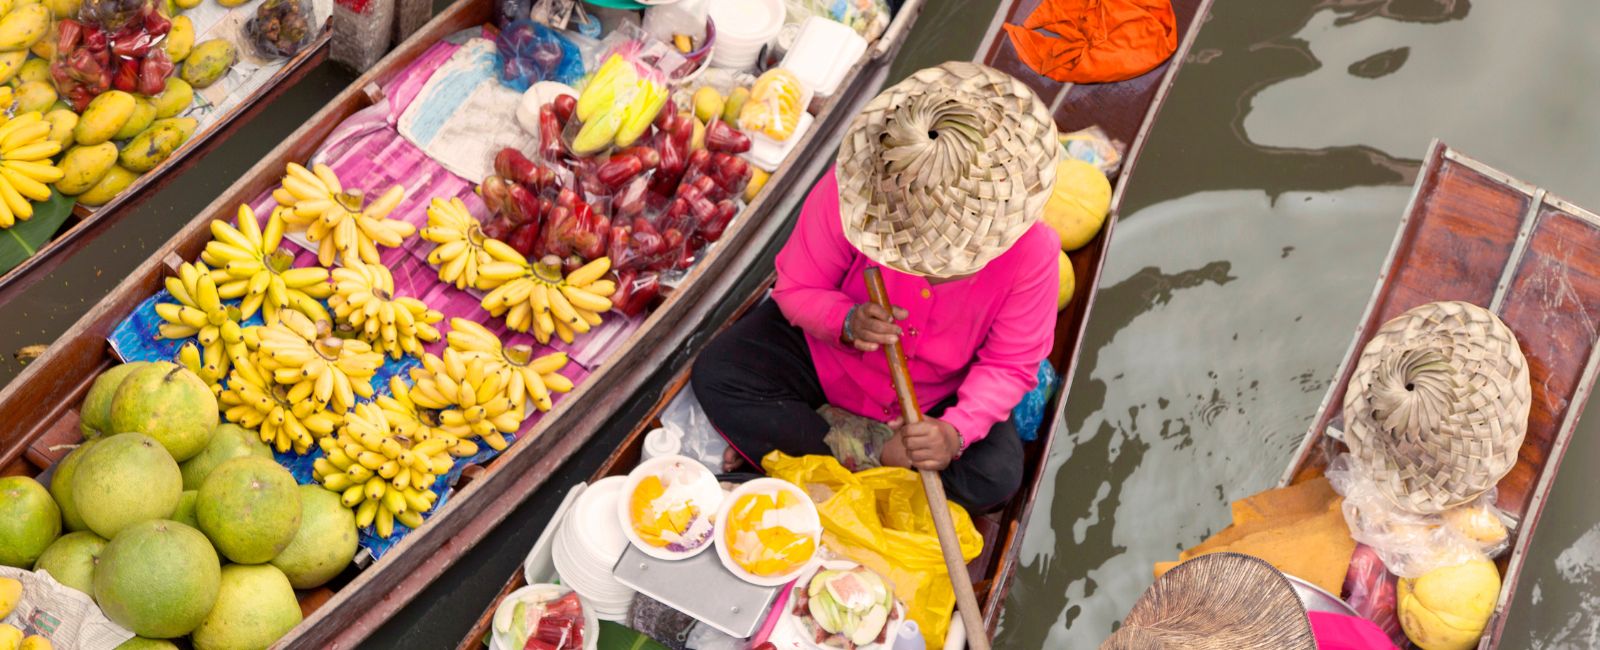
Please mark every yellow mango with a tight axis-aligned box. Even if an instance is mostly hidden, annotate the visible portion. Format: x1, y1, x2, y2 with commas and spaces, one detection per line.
165, 15, 193, 62
119, 122, 188, 172
54, 142, 117, 195
150, 116, 197, 141
113, 98, 156, 140
179, 39, 235, 88
0, 49, 26, 85
0, 577, 17, 618
73, 90, 135, 145
12, 79, 51, 113
0, 0, 15, 17
42, 107, 74, 146
18, 636, 48, 650
76, 164, 137, 206
40, 0, 74, 18
15, 56, 43, 84
0, 5, 51, 51
151, 78, 192, 118
0, 625, 19, 650
174, 0, 199, 9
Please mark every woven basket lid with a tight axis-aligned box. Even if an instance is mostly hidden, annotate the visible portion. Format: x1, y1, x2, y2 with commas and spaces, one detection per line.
1342, 300, 1531, 515
836, 61, 1059, 278
1100, 553, 1315, 650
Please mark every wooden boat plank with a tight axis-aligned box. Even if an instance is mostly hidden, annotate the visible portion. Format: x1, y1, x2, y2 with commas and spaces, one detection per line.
976, 0, 1215, 636
0, 32, 334, 310
1274, 142, 1600, 649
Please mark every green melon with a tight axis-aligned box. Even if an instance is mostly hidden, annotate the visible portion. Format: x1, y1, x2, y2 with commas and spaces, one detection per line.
79, 362, 151, 438
197, 457, 301, 564
34, 531, 108, 594
172, 490, 199, 530
94, 520, 220, 639
72, 433, 181, 539
192, 564, 302, 650
108, 362, 218, 461
180, 423, 271, 490
270, 485, 357, 589
49, 438, 99, 532
0, 476, 60, 567
114, 638, 180, 650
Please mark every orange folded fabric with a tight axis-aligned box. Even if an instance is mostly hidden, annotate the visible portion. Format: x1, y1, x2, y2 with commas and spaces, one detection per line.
1003, 0, 1178, 84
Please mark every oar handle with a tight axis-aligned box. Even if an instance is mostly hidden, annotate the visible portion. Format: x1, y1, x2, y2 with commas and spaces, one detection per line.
862, 267, 991, 650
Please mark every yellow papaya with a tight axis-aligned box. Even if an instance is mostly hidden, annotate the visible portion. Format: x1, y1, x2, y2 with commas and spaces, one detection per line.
73, 90, 135, 145
76, 164, 137, 206
55, 142, 117, 195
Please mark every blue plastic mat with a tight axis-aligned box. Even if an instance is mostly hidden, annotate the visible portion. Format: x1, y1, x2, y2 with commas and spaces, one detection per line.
108, 291, 511, 559
1012, 360, 1059, 442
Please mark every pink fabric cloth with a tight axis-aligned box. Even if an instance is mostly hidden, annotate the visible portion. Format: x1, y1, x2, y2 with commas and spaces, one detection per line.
771, 168, 1060, 446
1309, 611, 1402, 649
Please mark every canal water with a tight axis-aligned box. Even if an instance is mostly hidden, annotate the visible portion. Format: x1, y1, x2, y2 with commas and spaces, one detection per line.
4, 0, 1599, 647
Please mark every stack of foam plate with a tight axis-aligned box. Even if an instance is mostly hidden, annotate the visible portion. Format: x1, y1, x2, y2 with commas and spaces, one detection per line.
551, 475, 636, 621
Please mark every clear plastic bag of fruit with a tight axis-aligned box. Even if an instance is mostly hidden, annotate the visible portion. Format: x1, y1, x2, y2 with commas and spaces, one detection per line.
784, 0, 892, 42
245, 0, 318, 59
493, 19, 584, 91
563, 27, 681, 157
80, 0, 144, 30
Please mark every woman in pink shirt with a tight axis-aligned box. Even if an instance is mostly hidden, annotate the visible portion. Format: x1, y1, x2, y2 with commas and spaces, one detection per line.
692, 62, 1061, 511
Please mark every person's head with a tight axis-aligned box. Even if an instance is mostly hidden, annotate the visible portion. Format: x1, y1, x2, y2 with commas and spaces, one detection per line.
836, 62, 1060, 280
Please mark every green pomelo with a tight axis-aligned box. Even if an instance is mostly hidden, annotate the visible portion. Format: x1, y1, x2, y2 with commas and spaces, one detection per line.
34, 530, 108, 594
114, 638, 180, 650
192, 564, 303, 650
197, 457, 301, 564
49, 438, 99, 532
108, 362, 218, 461
270, 485, 357, 589
95, 520, 220, 638
73, 433, 181, 538
79, 362, 151, 438
172, 490, 200, 529
180, 423, 271, 490
0, 476, 61, 567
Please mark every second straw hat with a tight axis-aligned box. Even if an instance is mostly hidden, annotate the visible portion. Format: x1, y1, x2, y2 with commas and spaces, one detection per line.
836, 62, 1060, 278
1100, 553, 1315, 650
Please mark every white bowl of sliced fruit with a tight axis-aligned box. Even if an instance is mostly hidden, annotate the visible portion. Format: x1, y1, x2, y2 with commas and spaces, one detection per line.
490, 583, 599, 650
786, 561, 906, 650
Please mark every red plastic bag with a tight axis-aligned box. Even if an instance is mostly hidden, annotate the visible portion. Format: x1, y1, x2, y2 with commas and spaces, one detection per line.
1343, 544, 1404, 647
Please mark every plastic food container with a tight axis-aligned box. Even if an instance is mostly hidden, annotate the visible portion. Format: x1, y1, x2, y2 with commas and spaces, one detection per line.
780, 17, 868, 97
714, 478, 822, 587
746, 111, 814, 172
707, 0, 785, 70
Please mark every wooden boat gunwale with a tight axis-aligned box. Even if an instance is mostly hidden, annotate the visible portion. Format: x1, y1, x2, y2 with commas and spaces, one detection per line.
0, 28, 334, 309
1277, 140, 1600, 649
0, 0, 927, 647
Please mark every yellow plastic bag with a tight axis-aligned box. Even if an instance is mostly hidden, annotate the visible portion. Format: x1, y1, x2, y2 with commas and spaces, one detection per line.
764, 452, 984, 649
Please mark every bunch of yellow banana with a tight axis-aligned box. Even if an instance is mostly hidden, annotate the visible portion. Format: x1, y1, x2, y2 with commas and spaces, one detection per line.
478, 255, 617, 345
406, 348, 524, 451
445, 318, 573, 413
0, 111, 63, 229
328, 262, 444, 359
375, 376, 479, 458
218, 356, 343, 454
158, 261, 250, 390
273, 162, 415, 267
247, 310, 384, 414
421, 197, 505, 291
200, 204, 333, 325
312, 402, 449, 537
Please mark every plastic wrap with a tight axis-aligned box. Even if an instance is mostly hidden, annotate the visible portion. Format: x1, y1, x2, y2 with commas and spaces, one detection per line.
1342, 543, 1406, 647
246, 0, 318, 59
80, 0, 143, 30
1060, 125, 1124, 176
783, 0, 891, 41
1327, 454, 1514, 578
494, 20, 585, 91
659, 384, 728, 473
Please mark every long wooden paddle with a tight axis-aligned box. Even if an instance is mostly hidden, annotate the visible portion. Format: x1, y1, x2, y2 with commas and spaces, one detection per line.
863, 267, 991, 650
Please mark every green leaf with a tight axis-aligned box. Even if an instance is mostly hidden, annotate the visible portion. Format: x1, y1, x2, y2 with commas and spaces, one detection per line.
0, 191, 78, 275
596, 621, 669, 650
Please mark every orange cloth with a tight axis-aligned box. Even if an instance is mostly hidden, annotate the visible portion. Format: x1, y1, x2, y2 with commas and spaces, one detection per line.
1003, 0, 1178, 84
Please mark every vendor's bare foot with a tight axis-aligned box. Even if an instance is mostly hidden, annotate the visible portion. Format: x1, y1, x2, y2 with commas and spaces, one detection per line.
722, 447, 748, 472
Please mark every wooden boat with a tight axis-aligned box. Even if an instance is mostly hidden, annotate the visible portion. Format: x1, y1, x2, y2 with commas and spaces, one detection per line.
1279, 141, 1600, 648
0, 28, 333, 310
457, 0, 1218, 645
0, 1, 933, 648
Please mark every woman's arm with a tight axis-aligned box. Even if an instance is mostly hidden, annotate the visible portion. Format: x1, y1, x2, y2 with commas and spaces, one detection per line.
772, 169, 859, 346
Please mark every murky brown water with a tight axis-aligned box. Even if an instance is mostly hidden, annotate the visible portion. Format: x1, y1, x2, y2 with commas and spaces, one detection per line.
7, 0, 1600, 647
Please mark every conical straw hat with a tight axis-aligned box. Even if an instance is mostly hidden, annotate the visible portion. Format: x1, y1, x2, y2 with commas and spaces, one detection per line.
836, 61, 1060, 278
1342, 300, 1531, 514
1100, 553, 1315, 650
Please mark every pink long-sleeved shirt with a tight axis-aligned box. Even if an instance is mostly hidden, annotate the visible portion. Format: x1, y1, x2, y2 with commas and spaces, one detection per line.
772, 169, 1060, 447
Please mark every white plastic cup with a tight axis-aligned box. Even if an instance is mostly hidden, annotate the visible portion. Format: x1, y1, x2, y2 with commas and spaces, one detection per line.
643, 426, 683, 460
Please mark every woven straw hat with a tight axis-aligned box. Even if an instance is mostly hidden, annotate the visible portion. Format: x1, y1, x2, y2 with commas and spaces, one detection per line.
1342, 301, 1531, 515
836, 61, 1060, 278
1101, 553, 1315, 650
